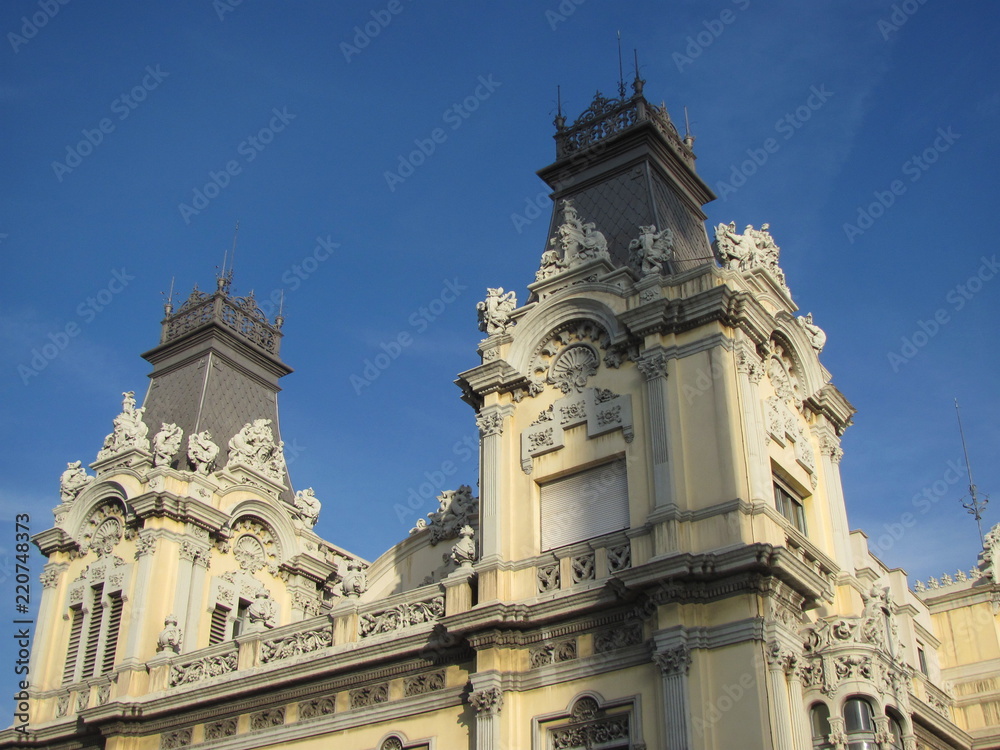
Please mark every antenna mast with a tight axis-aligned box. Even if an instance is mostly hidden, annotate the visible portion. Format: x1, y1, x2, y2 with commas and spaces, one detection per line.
955, 398, 989, 545
616, 31, 625, 97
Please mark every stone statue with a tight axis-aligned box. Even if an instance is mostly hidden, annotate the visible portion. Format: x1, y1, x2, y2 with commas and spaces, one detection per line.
449, 525, 476, 569
157, 614, 183, 653
476, 287, 517, 336
797, 313, 827, 353
410, 485, 477, 544
293, 487, 321, 527
228, 419, 285, 482
715, 222, 789, 289
59, 461, 93, 503
152, 423, 184, 468
188, 431, 219, 474
714, 221, 756, 271
628, 224, 674, 276
341, 559, 368, 598
546, 200, 610, 269
247, 590, 277, 630
535, 248, 568, 281
97, 391, 150, 460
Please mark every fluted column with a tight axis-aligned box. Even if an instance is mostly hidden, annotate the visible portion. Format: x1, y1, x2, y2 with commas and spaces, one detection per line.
180, 541, 211, 650
637, 350, 672, 509
766, 642, 795, 750
122, 532, 157, 661
735, 346, 770, 504
30, 565, 65, 687
817, 429, 852, 573
653, 644, 692, 749
476, 406, 512, 564
787, 656, 810, 750
468, 686, 504, 750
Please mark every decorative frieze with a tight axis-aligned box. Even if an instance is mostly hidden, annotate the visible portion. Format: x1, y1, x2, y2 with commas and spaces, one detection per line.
298, 696, 336, 720
529, 638, 577, 668
350, 683, 389, 709
606, 544, 631, 572
570, 553, 595, 583
249, 707, 285, 730
521, 387, 634, 473
550, 714, 629, 750
260, 626, 333, 663
160, 729, 192, 749
594, 623, 643, 653
403, 670, 445, 697
204, 719, 238, 740
40, 568, 60, 588
358, 596, 445, 638
169, 651, 238, 687
537, 563, 560, 593
56, 693, 70, 717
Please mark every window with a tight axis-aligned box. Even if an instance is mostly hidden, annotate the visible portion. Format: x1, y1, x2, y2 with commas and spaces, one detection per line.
774, 481, 806, 533
101, 592, 124, 674
917, 645, 928, 675
62, 606, 84, 684
80, 584, 104, 679
209, 604, 230, 645
540, 461, 629, 551
886, 711, 906, 750
843, 698, 876, 750
810, 703, 833, 749
231, 599, 251, 638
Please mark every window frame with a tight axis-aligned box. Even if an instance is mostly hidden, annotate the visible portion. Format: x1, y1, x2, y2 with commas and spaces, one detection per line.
773, 479, 807, 534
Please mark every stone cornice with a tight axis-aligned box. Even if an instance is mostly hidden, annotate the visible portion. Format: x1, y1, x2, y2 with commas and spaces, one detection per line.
128, 491, 231, 530
32, 527, 78, 556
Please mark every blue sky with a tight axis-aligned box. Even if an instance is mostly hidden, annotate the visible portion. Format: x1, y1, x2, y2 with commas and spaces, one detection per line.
2, 0, 999, 722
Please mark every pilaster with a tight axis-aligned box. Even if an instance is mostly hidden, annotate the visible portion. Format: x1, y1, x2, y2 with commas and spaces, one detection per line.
765, 641, 795, 750
468, 673, 504, 750
652, 633, 693, 750
636, 349, 673, 510
735, 343, 770, 504
476, 405, 513, 566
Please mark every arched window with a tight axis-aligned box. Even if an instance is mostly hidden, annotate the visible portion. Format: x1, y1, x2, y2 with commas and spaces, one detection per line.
886, 709, 906, 750
810, 703, 833, 749
843, 697, 876, 750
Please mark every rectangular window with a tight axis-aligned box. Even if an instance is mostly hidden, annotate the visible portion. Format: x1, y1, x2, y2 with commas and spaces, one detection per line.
774, 481, 806, 534
80, 584, 104, 679
62, 606, 84, 684
209, 605, 230, 645
917, 646, 928, 675
540, 460, 629, 551
232, 599, 251, 638
101, 593, 124, 675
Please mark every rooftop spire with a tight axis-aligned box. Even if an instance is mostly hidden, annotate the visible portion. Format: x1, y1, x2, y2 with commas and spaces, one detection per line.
616, 31, 626, 98
955, 398, 989, 545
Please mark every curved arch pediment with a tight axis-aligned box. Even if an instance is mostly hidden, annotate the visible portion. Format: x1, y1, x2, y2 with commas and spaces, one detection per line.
506, 295, 629, 383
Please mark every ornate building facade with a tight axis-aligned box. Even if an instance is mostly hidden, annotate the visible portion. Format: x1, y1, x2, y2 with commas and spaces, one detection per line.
8, 75, 999, 750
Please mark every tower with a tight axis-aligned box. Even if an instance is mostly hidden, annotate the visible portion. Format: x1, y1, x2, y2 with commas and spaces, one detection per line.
14, 78, 976, 750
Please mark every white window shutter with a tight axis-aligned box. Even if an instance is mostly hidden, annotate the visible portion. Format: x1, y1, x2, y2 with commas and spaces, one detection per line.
541, 461, 629, 551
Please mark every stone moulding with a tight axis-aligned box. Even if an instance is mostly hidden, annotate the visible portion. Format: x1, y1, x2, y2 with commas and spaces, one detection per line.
358, 595, 446, 639
169, 649, 239, 687
260, 625, 334, 663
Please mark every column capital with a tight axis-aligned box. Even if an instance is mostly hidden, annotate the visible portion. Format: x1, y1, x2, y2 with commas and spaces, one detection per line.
653, 644, 691, 676
476, 405, 513, 437
636, 351, 669, 381
736, 347, 764, 383
468, 686, 504, 716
